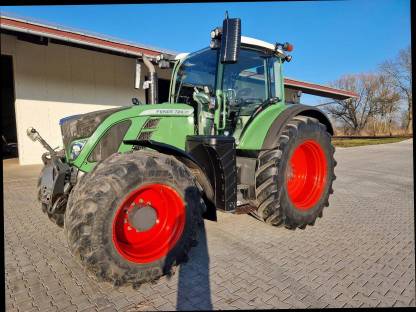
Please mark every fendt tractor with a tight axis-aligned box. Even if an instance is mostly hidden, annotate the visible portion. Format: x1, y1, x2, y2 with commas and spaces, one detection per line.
27, 16, 354, 287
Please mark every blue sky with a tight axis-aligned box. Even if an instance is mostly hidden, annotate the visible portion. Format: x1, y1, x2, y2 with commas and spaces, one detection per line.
0, 1, 411, 104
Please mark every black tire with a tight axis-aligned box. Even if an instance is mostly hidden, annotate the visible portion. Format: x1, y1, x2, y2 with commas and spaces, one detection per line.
36, 166, 65, 227
252, 116, 336, 229
64, 150, 204, 287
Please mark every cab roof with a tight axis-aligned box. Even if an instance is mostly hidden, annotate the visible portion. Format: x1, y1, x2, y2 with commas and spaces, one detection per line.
174, 36, 275, 61
241, 36, 276, 51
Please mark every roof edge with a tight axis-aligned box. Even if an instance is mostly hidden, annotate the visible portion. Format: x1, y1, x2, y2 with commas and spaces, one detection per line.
284, 77, 359, 100
0, 13, 178, 58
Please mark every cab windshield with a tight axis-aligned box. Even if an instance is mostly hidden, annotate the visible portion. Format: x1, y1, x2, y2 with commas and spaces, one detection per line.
174, 48, 218, 104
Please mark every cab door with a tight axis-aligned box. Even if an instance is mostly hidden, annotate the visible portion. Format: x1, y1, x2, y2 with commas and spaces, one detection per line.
218, 48, 274, 138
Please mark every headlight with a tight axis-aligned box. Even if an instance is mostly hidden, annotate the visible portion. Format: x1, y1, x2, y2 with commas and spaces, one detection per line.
70, 139, 87, 160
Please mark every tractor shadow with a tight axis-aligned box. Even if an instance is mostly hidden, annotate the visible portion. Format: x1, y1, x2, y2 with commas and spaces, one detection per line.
158, 187, 213, 310
172, 187, 213, 310
176, 221, 212, 310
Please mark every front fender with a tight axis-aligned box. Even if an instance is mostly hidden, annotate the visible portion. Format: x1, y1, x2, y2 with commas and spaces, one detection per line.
124, 139, 217, 220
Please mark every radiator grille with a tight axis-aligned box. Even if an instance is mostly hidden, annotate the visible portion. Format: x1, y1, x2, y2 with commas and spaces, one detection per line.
138, 131, 153, 141
88, 120, 131, 162
143, 118, 160, 129
134, 131, 154, 150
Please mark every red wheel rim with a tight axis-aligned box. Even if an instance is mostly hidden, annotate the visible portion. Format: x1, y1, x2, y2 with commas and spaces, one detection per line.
112, 184, 185, 263
286, 140, 327, 210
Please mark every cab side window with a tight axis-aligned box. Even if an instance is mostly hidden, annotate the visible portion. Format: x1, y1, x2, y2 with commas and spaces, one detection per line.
268, 56, 282, 101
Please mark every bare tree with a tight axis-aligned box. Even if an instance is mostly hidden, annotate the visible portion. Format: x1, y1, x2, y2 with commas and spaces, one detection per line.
324, 74, 381, 134
324, 73, 401, 135
371, 74, 401, 136
380, 46, 412, 133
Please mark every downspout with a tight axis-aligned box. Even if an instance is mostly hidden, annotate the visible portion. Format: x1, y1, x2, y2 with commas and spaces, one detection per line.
142, 54, 158, 104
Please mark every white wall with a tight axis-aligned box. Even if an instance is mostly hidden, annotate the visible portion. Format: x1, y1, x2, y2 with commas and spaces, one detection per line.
1, 33, 172, 165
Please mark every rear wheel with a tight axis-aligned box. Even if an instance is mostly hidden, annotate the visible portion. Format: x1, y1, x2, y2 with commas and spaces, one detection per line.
253, 116, 336, 229
64, 150, 204, 287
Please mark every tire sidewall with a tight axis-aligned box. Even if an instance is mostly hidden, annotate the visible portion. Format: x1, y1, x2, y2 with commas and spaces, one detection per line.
277, 119, 334, 226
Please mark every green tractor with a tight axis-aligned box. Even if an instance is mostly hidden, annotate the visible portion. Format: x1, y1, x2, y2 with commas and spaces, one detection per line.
28, 16, 344, 287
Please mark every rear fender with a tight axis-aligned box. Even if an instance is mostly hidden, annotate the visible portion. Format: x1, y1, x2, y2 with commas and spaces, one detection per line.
236, 103, 287, 150
237, 104, 333, 151
261, 104, 334, 150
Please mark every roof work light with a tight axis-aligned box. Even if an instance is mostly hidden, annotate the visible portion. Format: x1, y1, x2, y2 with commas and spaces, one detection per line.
276, 42, 294, 52
283, 42, 293, 52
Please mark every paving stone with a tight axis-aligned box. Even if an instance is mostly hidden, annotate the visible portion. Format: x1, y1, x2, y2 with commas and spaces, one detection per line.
244, 296, 274, 309
283, 294, 309, 309
14, 299, 35, 311
112, 297, 136, 310
78, 305, 99, 312
266, 296, 292, 309
53, 299, 74, 310
97, 305, 118, 312
60, 304, 79, 312
13, 291, 32, 304
33, 299, 54, 311
155, 302, 176, 311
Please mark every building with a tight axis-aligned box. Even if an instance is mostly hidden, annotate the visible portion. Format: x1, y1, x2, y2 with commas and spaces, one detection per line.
1, 14, 356, 165
1, 14, 175, 165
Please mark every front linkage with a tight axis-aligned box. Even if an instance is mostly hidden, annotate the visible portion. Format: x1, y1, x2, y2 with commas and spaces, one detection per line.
27, 127, 78, 226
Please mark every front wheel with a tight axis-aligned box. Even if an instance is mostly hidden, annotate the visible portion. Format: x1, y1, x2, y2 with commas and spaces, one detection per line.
253, 116, 336, 229
64, 151, 204, 287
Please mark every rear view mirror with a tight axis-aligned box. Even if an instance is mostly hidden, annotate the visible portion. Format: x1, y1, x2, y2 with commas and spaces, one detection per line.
220, 17, 241, 64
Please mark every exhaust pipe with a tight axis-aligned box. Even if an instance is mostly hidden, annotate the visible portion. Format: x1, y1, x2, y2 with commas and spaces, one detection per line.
142, 54, 158, 104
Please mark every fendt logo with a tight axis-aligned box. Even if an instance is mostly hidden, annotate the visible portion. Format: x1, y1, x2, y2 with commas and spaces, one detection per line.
139, 109, 194, 116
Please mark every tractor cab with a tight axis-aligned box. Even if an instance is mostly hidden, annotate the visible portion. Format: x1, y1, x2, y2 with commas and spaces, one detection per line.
170, 34, 290, 141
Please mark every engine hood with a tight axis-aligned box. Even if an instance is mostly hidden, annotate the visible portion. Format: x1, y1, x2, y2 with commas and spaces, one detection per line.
60, 103, 194, 149
60, 107, 129, 149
